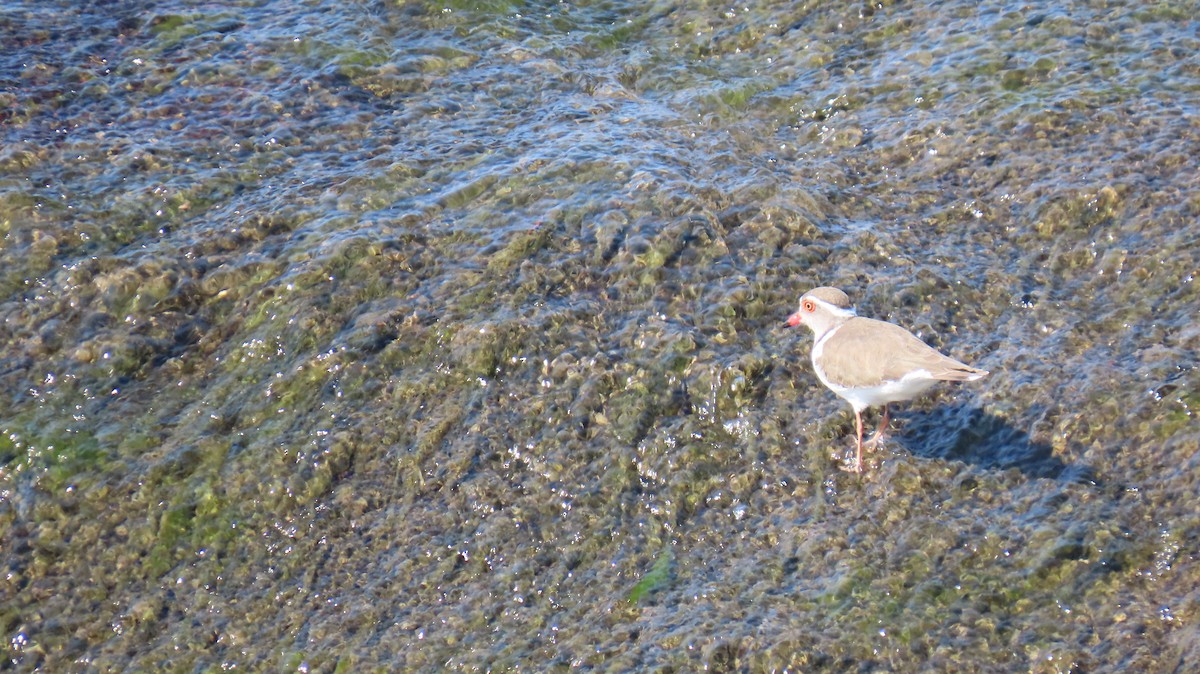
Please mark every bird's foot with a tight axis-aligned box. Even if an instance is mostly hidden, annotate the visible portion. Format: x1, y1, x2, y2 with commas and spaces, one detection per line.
864, 430, 889, 450
836, 443, 865, 473
864, 407, 891, 451
838, 458, 864, 474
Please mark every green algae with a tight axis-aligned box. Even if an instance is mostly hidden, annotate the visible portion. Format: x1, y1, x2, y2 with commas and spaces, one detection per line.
488, 224, 554, 272
0, 419, 109, 495
586, 13, 654, 52
628, 544, 675, 604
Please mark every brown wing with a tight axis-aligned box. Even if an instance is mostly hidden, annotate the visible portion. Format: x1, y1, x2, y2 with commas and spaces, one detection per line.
819, 317, 988, 388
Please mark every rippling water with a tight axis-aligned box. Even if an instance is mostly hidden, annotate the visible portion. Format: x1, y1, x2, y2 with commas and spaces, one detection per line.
2, 0, 1197, 671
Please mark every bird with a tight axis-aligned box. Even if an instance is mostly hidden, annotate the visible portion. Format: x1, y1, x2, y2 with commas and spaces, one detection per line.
786, 286, 988, 473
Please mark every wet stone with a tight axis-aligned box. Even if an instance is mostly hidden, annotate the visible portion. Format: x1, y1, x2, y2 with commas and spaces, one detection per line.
0, 0, 1198, 671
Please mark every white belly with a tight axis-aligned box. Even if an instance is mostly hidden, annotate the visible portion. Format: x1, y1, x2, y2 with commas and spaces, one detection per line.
817, 370, 940, 412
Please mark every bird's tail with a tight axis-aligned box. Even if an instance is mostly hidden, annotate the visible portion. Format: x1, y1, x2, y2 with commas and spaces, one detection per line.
936, 363, 989, 381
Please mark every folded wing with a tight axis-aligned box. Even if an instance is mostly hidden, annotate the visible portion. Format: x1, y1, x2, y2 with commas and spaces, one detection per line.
820, 317, 988, 388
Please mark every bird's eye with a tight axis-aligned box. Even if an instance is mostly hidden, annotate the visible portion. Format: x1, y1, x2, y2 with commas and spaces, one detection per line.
803, 299, 815, 312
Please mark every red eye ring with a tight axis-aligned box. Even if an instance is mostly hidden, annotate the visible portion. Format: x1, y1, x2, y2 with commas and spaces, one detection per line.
802, 299, 815, 312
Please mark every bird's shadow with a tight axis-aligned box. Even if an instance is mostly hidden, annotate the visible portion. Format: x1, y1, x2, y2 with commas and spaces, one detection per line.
893, 403, 1095, 483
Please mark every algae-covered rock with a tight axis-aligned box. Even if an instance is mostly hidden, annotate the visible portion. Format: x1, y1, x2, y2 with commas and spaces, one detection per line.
1, 0, 1198, 671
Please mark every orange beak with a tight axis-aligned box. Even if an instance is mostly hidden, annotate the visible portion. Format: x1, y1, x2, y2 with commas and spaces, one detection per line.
786, 311, 803, 327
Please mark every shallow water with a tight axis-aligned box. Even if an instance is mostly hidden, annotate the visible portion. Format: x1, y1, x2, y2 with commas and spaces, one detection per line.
1, 0, 1197, 671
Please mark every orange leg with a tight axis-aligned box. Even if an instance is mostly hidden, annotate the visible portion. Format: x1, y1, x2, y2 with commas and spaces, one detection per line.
852, 409, 865, 473
866, 405, 890, 448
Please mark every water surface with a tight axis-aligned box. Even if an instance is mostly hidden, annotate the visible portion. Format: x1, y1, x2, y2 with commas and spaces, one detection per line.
1, 0, 1197, 671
